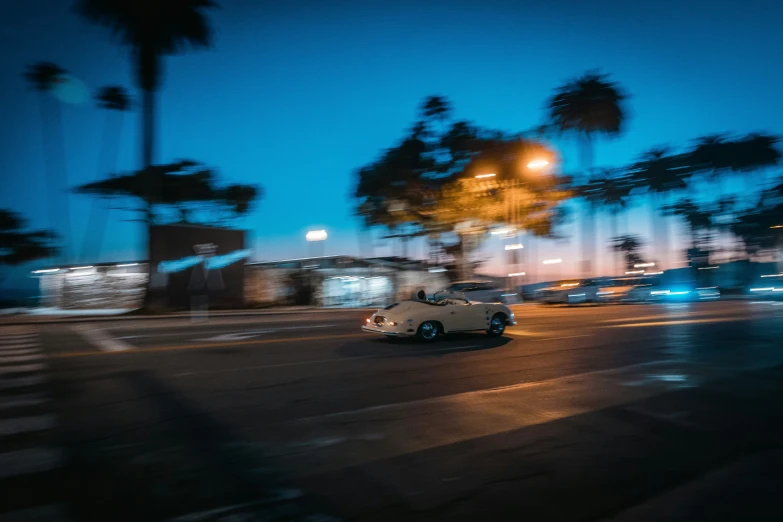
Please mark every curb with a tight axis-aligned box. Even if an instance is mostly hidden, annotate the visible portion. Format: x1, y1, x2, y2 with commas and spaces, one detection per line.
0, 307, 378, 326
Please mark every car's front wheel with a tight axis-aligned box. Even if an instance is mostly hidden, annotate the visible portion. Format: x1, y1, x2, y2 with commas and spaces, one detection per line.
487, 313, 506, 337
417, 321, 439, 342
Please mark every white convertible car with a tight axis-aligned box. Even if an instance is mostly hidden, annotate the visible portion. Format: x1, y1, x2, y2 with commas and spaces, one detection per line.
362, 296, 516, 342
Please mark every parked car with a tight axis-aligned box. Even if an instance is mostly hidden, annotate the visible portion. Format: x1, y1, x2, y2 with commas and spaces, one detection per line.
535, 279, 599, 304
362, 296, 516, 342
433, 280, 518, 304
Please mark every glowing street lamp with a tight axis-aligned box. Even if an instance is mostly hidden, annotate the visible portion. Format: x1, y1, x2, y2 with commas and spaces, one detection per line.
526, 159, 550, 170
306, 229, 327, 260
306, 230, 327, 242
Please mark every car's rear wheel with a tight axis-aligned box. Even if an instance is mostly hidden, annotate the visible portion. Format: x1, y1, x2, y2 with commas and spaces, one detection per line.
417, 321, 439, 342
487, 313, 506, 336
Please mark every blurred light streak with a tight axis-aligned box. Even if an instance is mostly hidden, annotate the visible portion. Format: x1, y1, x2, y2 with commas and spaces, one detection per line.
542, 258, 562, 265
625, 270, 645, 274
475, 173, 496, 179
504, 243, 523, 250
507, 272, 525, 277
428, 267, 447, 273
698, 266, 719, 270
526, 159, 549, 170
70, 266, 94, 270
32, 269, 59, 274
634, 262, 655, 268
760, 274, 783, 278
306, 230, 328, 241
116, 263, 138, 267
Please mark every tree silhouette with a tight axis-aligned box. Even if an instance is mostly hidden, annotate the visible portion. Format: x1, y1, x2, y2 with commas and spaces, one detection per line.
628, 147, 689, 268
81, 85, 133, 261
23, 61, 71, 263
74, 160, 261, 225
0, 209, 58, 285
355, 96, 569, 278
547, 71, 627, 276
581, 170, 633, 275
610, 235, 646, 270
74, 0, 218, 219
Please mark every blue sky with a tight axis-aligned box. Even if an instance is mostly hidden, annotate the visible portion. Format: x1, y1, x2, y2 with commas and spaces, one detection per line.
1, 0, 782, 287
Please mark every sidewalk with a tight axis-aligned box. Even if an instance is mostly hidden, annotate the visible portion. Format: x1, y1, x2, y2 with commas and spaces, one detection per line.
0, 306, 378, 326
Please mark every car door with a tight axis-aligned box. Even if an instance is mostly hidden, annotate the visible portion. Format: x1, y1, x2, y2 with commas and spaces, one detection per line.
440, 298, 483, 331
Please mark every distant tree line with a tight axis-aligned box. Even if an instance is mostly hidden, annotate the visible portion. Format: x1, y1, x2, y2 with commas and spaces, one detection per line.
355, 72, 782, 278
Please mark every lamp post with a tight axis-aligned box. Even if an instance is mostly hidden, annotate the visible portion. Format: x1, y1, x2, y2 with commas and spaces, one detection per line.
306, 229, 327, 259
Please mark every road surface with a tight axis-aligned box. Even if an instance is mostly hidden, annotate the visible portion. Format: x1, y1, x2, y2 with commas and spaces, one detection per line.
2, 300, 783, 521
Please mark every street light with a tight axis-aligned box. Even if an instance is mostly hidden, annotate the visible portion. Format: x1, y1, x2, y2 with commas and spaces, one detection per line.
306, 229, 327, 260
526, 159, 549, 170
306, 230, 327, 242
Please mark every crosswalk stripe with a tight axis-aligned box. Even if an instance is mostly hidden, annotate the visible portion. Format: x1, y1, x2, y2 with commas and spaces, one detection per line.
0, 414, 57, 437
0, 348, 42, 356
0, 394, 49, 411
0, 363, 48, 375
0, 448, 64, 479
0, 375, 47, 390
0, 354, 46, 363
0, 343, 38, 349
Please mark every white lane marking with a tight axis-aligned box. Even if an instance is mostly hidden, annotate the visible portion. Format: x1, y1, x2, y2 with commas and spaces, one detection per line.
117, 323, 336, 340
174, 344, 483, 377
600, 312, 699, 323
198, 333, 263, 342
0, 353, 46, 363
0, 363, 47, 374
293, 359, 676, 423
0, 414, 57, 436
0, 448, 64, 479
0, 375, 47, 390
69, 324, 133, 352
0, 504, 69, 522
607, 317, 743, 328
533, 334, 592, 342
0, 394, 49, 411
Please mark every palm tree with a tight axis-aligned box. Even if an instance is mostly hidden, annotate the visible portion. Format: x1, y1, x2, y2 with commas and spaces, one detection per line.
585, 170, 633, 275
629, 147, 689, 268
74, 0, 217, 220
81, 86, 133, 261
547, 71, 627, 276
610, 234, 646, 271
23, 61, 70, 263
663, 198, 713, 264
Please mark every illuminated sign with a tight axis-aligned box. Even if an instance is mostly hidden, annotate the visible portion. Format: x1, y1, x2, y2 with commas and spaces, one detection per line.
157, 245, 252, 292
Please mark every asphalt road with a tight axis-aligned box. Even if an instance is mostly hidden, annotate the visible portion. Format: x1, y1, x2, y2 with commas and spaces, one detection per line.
2, 300, 783, 521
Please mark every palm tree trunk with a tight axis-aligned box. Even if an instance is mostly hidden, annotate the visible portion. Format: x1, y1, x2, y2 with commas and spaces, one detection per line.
142, 87, 156, 222
609, 210, 619, 275
92, 112, 125, 261
580, 133, 595, 277
81, 112, 119, 262
37, 97, 60, 264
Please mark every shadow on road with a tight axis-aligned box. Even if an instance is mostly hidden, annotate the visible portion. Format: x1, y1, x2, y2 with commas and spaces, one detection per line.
292, 362, 783, 522
54, 369, 336, 521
